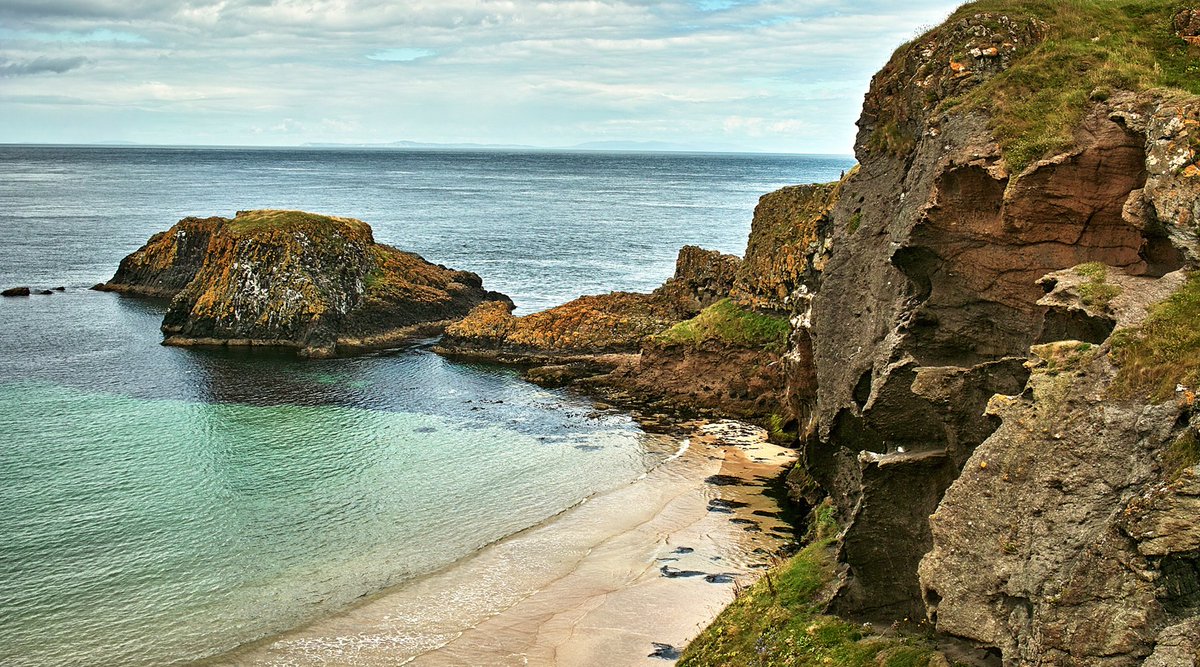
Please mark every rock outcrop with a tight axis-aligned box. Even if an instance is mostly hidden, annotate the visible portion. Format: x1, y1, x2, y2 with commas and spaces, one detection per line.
97, 210, 509, 357
437, 220, 802, 421
437, 245, 737, 364
756, 2, 1200, 663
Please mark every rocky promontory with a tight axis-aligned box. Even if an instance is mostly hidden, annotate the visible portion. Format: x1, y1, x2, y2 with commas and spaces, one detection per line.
97, 210, 509, 357
436, 217, 810, 422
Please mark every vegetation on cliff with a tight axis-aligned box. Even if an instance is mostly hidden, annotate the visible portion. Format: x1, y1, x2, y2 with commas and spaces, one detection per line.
680, 505, 942, 667
935, 0, 1200, 169
1111, 270, 1200, 400
655, 299, 789, 352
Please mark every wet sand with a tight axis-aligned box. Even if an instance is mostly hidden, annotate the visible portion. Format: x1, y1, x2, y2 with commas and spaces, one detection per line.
209, 420, 797, 667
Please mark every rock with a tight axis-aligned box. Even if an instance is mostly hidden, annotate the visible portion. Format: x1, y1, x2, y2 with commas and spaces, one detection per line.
659, 565, 705, 578
52, 286, 65, 291
1176, 8, 1200, 45
436, 244, 739, 363
703, 474, 745, 486
731, 182, 840, 311
648, 643, 680, 660
35, 290, 53, 295
97, 210, 509, 357
1, 287, 30, 297
524, 362, 609, 387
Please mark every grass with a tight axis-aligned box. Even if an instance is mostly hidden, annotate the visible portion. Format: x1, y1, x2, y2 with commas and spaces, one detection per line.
1164, 429, 1200, 479
932, 0, 1200, 171
1111, 271, 1200, 401
846, 212, 863, 235
679, 501, 942, 667
1073, 262, 1122, 307
655, 299, 790, 351
225, 209, 371, 239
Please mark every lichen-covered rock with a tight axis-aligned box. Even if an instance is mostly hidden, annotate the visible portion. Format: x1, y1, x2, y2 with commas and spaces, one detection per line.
437, 291, 691, 363
731, 182, 841, 311
436, 245, 738, 363
97, 210, 508, 357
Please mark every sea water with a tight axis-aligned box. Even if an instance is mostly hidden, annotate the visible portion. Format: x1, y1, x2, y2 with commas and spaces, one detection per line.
0, 146, 853, 666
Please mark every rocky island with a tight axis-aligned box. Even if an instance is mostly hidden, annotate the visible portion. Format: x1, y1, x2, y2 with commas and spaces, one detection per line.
96, 209, 510, 357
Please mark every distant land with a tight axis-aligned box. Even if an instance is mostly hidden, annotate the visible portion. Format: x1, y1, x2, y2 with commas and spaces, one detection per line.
8, 138, 773, 153
302, 139, 755, 152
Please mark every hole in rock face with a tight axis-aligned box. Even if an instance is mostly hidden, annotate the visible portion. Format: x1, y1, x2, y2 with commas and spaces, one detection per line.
1142, 230, 1187, 278
892, 246, 940, 302
1036, 309, 1116, 345
1158, 551, 1200, 614
852, 370, 873, 409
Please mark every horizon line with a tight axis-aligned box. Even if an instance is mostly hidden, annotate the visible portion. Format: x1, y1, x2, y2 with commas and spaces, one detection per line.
0, 141, 856, 158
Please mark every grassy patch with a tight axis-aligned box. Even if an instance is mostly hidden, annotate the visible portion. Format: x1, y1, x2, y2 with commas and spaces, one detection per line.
1031, 340, 1096, 376
942, 0, 1200, 171
867, 121, 918, 156
1111, 272, 1200, 401
655, 299, 790, 351
226, 209, 371, 240
1164, 429, 1200, 479
847, 212, 863, 235
679, 502, 940, 667
1073, 262, 1123, 307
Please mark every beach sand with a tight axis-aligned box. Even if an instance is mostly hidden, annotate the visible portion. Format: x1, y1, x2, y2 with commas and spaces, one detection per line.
209, 420, 797, 666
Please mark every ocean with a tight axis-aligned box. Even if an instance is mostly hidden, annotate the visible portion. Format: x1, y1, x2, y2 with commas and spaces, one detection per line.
0, 146, 854, 666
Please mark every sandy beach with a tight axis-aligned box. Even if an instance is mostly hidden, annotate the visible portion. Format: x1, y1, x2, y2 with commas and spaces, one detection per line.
208, 420, 798, 667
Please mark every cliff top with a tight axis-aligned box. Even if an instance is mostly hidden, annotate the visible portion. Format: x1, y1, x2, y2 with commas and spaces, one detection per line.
220, 209, 374, 240
876, 0, 1200, 169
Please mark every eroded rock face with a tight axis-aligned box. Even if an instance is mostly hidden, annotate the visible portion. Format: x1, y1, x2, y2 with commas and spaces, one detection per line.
917, 269, 1199, 665
599, 337, 785, 420
789, 9, 1198, 632
97, 210, 508, 357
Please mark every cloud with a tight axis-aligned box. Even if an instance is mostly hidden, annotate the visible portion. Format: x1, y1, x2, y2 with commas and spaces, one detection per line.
0, 55, 88, 77
0, 0, 964, 151
366, 48, 435, 62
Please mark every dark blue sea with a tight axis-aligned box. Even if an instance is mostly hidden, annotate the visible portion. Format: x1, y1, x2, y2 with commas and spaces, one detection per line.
0, 146, 854, 666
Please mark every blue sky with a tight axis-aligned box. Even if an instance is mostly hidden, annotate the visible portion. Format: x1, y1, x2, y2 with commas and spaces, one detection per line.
0, 0, 964, 153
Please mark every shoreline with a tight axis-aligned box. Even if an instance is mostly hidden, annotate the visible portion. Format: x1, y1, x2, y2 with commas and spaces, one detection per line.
204, 419, 798, 666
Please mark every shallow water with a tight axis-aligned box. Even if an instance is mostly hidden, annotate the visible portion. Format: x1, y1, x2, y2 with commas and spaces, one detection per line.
0, 147, 853, 666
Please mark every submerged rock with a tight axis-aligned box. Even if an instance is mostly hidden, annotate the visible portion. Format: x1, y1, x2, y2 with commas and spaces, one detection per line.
1, 287, 30, 297
96, 210, 510, 357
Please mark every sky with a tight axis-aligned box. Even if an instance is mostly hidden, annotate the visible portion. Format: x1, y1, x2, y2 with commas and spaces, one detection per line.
0, 0, 964, 153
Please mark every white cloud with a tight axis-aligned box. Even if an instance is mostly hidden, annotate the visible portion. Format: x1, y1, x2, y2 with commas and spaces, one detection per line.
0, 0, 964, 151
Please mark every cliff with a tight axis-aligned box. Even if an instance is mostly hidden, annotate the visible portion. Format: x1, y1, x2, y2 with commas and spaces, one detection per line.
683, 1, 1200, 665
436, 208, 817, 421
97, 210, 509, 357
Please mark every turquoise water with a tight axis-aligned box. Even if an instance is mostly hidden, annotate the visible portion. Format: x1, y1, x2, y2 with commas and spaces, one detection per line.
0, 369, 662, 666
0, 147, 854, 666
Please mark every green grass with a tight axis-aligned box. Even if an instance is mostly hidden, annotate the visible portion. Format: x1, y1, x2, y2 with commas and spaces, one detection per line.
1073, 262, 1123, 307
1164, 429, 1200, 479
679, 502, 941, 667
225, 209, 370, 238
934, 0, 1200, 171
655, 299, 790, 351
1111, 272, 1200, 401
846, 212, 864, 235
